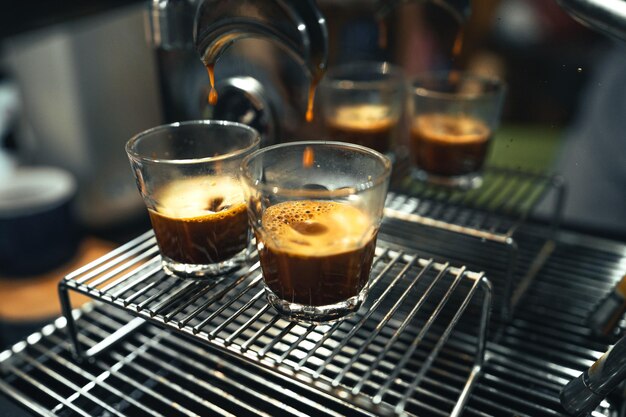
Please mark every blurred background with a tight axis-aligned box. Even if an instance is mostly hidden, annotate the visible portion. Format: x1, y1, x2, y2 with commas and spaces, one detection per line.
0, 0, 622, 348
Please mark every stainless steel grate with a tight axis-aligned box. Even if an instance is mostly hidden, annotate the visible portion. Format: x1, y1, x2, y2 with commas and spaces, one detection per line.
57, 231, 492, 416
387, 166, 565, 323
389, 165, 565, 240
0, 168, 615, 417
466, 229, 626, 417
0, 303, 381, 417
2, 223, 624, 416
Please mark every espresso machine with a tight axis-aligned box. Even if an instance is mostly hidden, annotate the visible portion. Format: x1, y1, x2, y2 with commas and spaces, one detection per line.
149, 0, 626, 415
3, 1, 626, 416
149, 0, 328, 145
149, 0, 477, 146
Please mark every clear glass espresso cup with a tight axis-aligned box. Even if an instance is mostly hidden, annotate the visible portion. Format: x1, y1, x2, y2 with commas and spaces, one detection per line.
126, 120, 260, 279
408, 71, 506, 189
240, 141, 392, 323
318, 61, 405, 156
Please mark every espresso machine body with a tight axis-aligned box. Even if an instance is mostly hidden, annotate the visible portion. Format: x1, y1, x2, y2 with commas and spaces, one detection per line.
149, 0, 468, 145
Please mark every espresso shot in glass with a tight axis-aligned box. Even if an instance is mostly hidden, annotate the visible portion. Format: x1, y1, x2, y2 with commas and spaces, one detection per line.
318, 62, 405, 155
240, 141, 391, 323
408, 71, 506, 189
126, 120, 260, 279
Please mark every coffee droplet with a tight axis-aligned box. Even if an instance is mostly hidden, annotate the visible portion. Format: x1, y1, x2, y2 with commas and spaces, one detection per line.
452, 30, 464, 59
209, 87, 218, 105
302, 146, 314, 168
306, 82, 317, 122
291, 220, 328, 236
206, 64, 218, 105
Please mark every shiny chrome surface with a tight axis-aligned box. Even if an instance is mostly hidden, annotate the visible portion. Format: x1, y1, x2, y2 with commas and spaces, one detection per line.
1, 179, 624, 416
0, 304, 374, 416
467, 228, 622, 417
1, 221, 624, 416
389, 165, 565, 240
206, 76, 278, 146
149, 0, 196, 50
193, 0, 328, 83
561, 334, 626, 416
387, 165, 565, 324
557, 0, 626, 42
57, 230, 492, 416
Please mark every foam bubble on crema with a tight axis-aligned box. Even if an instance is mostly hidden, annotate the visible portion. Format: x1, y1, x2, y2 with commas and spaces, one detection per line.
412, 113, 490, 144
155, 176, 245, 219
261, 200, 375, 256
330, 104, 395, 131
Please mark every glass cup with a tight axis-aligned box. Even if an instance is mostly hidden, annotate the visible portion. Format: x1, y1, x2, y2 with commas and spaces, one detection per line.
318, 61, 405, 156
126, 120, 260, 279
240, 141, 392, 323
408, 71, 506, 189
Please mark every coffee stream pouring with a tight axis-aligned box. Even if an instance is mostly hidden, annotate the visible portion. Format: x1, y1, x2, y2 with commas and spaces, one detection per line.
193, 0, 329, 81
149, 0, 475, 139
191, 0, 476, 123
193, 0, 329, 119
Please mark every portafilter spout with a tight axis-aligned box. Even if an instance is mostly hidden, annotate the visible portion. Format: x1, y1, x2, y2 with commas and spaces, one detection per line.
193, 0, 328, 86
560, 334, 626, 416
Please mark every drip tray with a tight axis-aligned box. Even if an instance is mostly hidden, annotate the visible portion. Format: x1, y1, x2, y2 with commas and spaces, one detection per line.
0, 304, 379, 416
57, 231, 492, 417
1, 222, 625, 416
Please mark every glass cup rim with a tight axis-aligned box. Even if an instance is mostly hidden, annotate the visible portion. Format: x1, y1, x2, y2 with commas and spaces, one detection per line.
410, 70, 506, 101
321, 61, 405, 90
125, 119, 261, 165
240, 140, 392, 198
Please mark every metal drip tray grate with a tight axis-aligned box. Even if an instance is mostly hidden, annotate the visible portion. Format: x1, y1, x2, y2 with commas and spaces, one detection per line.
0, 304, 384, 417
387, 166, 565, 323
58, 231, 492, 416
389, 165, 564, 240
2, 225, 625, 416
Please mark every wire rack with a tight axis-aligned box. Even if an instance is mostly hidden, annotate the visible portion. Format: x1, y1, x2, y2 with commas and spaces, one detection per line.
0, 304, 389, 417
47, 166, 562, 415
58, 230, 492, 417
3, 225, 624, 416
389, 165, 565, 240
387, 165, 565, 322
